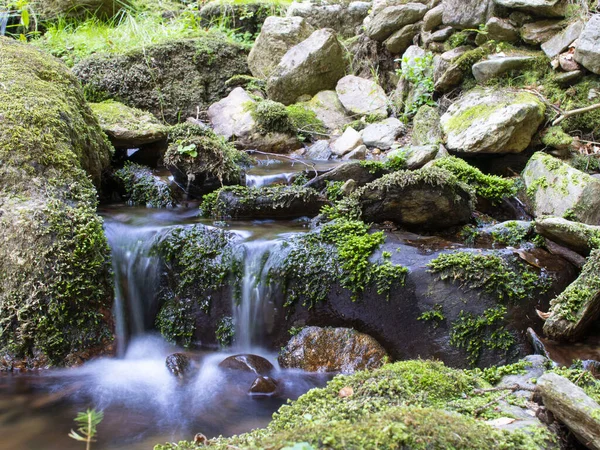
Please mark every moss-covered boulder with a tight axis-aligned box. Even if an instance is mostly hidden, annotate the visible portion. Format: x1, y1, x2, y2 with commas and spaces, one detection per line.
199, 0, 287, 37
90, 100, 168, 148
522, 152, 600, 224
0, 37, 113, 368
355, 167, 475, 230
440, 88, 545, 154
73, 36, 249, 124
31, 0, 126, 20
113, 162, 176, 208
535, 217, 600, 255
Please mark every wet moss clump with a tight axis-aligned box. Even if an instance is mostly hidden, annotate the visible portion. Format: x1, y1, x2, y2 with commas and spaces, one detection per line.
246, 99, 326, 140
0, 37, 113, 366
114, 162, 176, 208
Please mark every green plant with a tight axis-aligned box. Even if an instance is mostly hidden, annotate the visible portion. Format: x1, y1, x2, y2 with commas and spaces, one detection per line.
396, 52, 435, 117
177, 143, 198, 158
2, 0, 37, 41
216, 316, 235, 347
69, 409, 104, 450
418, 304, 445, 328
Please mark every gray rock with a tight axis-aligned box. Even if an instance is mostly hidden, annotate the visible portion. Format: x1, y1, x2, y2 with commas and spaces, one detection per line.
522, 152, 600, 224
331, 127, 364, 156
433, 46, 471, 93
541, 20, 583, 58
287, 1, 370, 37
472, 55, 536, 82
305, 140, 333, 160
422, 3, 444, 31
535, 216, 600, 255
384, 22, 421, 54
537, 372, 600, 449
440, 88, 545, 154
356, 167, 474, 229
362, 118, 405, 149
395, 144, 439, 169
554, 69, 583, 84
485, 17, 520, 42
429, 26, 455, 41
267, 29, 346, 105
494, 0, 568, 17
412, 104, 442, 145
278, 326, 388, 373
208, 87, 256, 140
575, 14, 600, 74
342, 144, 368, 160
336, 75, 389, 119
442, 0, 496, 29
365, 3, 428, 41
306, 90, 352, 132
520, 19, 564, 45
248, 16, 315, 79
370, 0, 429, 16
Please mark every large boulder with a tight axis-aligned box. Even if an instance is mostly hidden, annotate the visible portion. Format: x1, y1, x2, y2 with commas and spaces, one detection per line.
73, 37, 248, 124
31, 0, 125, 20
522, 152, 600, 224
266, 29, 346, 105
494, 0, 568, 18
440, 88, 545, 154
90, 100, 168, 148
336, 75, 389, 120
442, 0, 496, 29
0, 38, 113, 368
365, 3, 428, 41
355, 167, 475, 230
575, 14, 600, 75
287, 1, 371, 37
278, 326, 389, 373
247, 16, 315, 79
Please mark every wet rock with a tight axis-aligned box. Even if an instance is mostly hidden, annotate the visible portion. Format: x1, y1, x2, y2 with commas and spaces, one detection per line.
442, 0, 496, 29
440, 88, 545, 154
266, 29, 346, 105
248, 376, 278, 395
361, 118, 404, 150
114, 163, 176, 208
355, 167, 474, 229
422, 4, 444, 31
574, 14, 600, 75
494, 0, 568, 17
287, 1, 370, 37
331, 127, 363, 156
219, 354, 274, 375
305, 161, 386, 190
248, 16, 315, 79
306, 90, 352, 132
537, 372, 600, 449
207, 185, 326, 219
541, 20, 583, 58
336, 75, 388, 120
278, 326, 388, 373
543, 249, 600, 342
520, 20, 564, 45
73, 37, 248, 124
472, 55, 535, 83
384, 23, 422, 55
165, 353, 192, 378
305, 140, 333, 160
365, 3, 428, 41
412, 105, 442, 146
522, 152, 600, 224
535, 217, 600, 255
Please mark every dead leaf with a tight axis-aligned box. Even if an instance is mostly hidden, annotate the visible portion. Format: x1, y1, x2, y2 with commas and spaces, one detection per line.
339, 386, 353, 398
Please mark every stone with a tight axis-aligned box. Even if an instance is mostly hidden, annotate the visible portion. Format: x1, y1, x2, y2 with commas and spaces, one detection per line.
199, 0, 274, 36
543, 249, 600, 342
472, 55, 536, 83
412, 105, 443, 145
554, 70, 583, 84
306, 90, 352, 132
0, 38, 113, 367
442, 0, 496, 29
73, 37, 248, 124
520, 20, 564, 45
522, 152, 600, 224
429, 26, 454, 42
90, 100, 168, 148
485, 17, 520, 42
208, 87, 256, 141
305, 140, 333, 160
559, 51, 580, 71
31, 0, 123, 20
248, 376, 278, 395
422, 3, 444, 31
209, 185, 326, 219
248, 16, 315, 79
384, 23, 421, 54
541, 20, 583, 58
331, 127, 364, 156
433, 46, 471, 93
575, 14, 600, 74
266, 29, 346, 105
494, 0, 568, 17
278, 326, 388, 373
336, 75, 389, 119
287, 1, 371, 37
537, 372, 600, 449
440, 88, 545, 154
218, 354, 275, 375
365, 3, 428, 41
114, 163, 176, 208
361, 118, 405, 149
355, 167, 474, 229
342, 145, 368, 160
165, 353, 192, 378
305, 161, 386, 190
535, 217, 600, 255
400, 144, 439, 169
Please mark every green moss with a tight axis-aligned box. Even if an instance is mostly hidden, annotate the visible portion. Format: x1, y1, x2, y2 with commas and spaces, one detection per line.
549, 364, 600, 403
215, 316, 234, 347
541, 126, 573, 148
286, 103, 326, 140
90, 99, 167, 134
225, 74, 266, 93
472, 360, 528, 385
418, 304, 445, 328
433, 157, 516, 204
447, 30, 471, 49
570, 154, 600, 174
114, 162, 175, 208
490, 221, 533, 246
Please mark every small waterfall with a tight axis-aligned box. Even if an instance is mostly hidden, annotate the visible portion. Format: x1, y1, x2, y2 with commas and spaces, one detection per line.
233, 240, 280, 350
0, 11, 10, 35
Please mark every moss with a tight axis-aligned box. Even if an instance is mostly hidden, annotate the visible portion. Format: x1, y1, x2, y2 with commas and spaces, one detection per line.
215, 316, 234, 347
433, 157, 516, 204
417, 304, 445, 328
286, 103, 326, 140
89, 99, 167, 135
114, 162, 175, 208
541, 126, 573, 148
490, 221, 533, 246
225, 74, 266, 93
473, 360, 528, 385
549, 365, 600, 403
569, 154, 600, 174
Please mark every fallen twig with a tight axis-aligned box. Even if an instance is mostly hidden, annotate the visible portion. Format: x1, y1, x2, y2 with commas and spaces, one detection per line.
552, 103, 600, 126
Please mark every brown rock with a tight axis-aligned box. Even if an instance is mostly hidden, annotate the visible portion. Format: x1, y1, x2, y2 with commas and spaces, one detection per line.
248, 376, 278, 395
218, 354, 274, 375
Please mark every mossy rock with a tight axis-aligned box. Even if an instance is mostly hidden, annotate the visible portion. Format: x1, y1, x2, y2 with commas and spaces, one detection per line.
73, 36, 249, 124
31, 0, 129, 20
0, 37, 113, 368
199, 0, 289, 36
114, 162, 176, 208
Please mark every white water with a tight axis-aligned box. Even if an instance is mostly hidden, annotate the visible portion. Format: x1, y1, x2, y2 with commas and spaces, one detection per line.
245, 172, 297, 188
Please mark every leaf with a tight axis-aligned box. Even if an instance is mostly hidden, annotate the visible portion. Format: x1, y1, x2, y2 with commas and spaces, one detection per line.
20, 7, 29, 29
